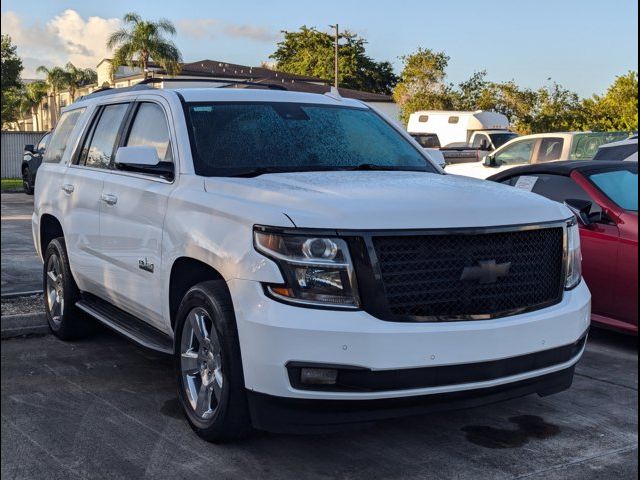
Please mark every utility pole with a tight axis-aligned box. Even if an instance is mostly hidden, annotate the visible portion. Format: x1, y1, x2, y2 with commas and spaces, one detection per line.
329, 24, 339, 88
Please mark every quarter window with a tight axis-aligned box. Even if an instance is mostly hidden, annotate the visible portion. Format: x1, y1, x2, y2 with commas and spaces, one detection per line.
125, 103, 173, 163
79, 103, 129, 169
43, 109, 85, 163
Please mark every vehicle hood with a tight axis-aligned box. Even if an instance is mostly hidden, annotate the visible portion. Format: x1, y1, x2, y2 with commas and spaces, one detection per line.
204, 171, 571, 229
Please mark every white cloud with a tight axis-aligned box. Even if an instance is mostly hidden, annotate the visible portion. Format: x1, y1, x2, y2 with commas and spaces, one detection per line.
1, 9, 120, 78
176, 19, 278, 43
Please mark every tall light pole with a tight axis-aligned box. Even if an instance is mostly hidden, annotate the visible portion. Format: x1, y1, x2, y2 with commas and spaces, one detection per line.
329, 24, 339, 88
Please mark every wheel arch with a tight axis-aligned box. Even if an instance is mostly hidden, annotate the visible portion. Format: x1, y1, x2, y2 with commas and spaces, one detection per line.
168, 257, 230, 331
40, 214, 64, 255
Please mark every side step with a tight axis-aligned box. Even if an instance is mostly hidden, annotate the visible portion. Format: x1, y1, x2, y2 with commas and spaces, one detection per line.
76, 294, 173, 354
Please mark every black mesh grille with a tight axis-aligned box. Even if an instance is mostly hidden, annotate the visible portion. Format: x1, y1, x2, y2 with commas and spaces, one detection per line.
372, 227, 564, 318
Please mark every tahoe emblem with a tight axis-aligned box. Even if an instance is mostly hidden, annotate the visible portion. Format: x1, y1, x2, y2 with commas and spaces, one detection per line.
461, 260, 511, 284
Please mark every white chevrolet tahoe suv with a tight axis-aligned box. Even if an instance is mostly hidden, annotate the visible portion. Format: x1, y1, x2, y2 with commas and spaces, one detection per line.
33, 83, 591, 442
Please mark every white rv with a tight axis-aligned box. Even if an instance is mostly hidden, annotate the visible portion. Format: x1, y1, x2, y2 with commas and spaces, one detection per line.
407, 110, 517, 150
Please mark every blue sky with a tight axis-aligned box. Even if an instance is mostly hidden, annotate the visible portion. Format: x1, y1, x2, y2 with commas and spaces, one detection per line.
1, 0, 637, 97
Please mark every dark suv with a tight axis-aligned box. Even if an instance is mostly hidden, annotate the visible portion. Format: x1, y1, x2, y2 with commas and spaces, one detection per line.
21, 131, 51, 194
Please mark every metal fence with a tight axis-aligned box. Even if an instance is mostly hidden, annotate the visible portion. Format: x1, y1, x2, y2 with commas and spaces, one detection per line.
1, 131, 47, 179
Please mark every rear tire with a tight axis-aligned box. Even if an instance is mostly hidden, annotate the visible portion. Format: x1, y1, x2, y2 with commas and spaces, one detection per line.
43, 237, 91, 340
22, 168, 34, 195
174, 280, 251, 442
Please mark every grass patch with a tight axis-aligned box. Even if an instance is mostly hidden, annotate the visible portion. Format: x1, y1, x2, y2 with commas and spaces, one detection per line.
1, 178, 22, 191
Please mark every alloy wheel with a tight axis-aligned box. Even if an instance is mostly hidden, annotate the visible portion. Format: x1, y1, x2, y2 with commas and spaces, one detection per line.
46, 253, 64, 325
180, 307, 224, 419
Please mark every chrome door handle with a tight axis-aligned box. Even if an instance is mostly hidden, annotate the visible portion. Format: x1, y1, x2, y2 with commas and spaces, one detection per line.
101, 193, 118, 206
61, 184, 74, 194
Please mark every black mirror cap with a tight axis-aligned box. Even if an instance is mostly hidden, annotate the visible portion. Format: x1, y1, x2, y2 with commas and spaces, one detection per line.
24, 144, 35, 153
564, 198, 593, 227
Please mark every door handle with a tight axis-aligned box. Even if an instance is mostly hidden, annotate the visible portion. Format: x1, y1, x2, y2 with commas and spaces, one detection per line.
61, 184, 74, 194
101, 193, 118, 206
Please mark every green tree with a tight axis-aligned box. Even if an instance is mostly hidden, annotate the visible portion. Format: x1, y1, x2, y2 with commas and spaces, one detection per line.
36, 65, 67, 126
19, 81, 48, 131
583, 71, 638, 131
107, 12, 182, 79
1, 34, 24, 128
63, 62, 98, 101
270, 26, 398, 94
393, 48, 455, 122
529, 82, 586, 133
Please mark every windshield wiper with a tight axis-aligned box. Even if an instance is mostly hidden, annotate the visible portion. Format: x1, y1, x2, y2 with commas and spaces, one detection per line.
226, 167, 297, 178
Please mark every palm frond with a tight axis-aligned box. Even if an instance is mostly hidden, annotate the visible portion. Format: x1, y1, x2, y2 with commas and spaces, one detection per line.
122, 12, 142, 25
107, 28, 131, 49
155, 18, 177, 36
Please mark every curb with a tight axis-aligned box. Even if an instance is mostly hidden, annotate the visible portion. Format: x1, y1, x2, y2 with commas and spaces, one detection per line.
1, 290, 43, 299
1, 312, 48, 339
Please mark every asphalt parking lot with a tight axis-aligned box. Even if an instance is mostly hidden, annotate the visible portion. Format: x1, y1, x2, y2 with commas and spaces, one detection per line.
1, 326, 637, 480
1, 193, 41, 295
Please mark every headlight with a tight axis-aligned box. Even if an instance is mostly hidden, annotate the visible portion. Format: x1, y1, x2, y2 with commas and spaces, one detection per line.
565, 219, 582, 290
254, 229, 360, 308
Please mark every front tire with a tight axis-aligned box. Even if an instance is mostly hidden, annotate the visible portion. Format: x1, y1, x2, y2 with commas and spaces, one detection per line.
174, 280, 251, 442
43, 237, 90, 339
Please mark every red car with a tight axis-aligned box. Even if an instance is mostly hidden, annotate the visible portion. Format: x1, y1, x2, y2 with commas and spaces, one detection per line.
489, 161, 638, 334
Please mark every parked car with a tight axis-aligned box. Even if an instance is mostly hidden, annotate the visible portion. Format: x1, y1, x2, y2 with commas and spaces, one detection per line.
489, 161, 637, 335
21, 131, 51, 194
592, 136, 638, 162
33, 84, 590, 442
446, 131, 631, 179
407, 110, 518, 150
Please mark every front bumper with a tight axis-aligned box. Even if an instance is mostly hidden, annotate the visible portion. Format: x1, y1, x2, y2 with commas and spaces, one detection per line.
229, 278, 591, 402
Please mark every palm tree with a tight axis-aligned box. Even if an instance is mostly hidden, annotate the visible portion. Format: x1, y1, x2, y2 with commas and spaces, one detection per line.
107, 13, 182, 79
36, 65, 66, 126
63, 63, 98, 101
19, 81, 48, 131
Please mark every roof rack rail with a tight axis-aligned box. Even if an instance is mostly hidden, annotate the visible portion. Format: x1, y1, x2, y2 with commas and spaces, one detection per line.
76, 77, 289, 102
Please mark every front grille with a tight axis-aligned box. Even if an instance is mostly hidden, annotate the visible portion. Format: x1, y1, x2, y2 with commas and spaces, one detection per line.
372, 227, 564, 319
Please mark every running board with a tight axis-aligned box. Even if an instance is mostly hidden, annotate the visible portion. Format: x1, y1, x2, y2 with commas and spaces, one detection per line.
76, 294, 173, 354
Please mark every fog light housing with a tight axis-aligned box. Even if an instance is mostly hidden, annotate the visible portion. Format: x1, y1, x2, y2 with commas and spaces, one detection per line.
300, 367, 338, 385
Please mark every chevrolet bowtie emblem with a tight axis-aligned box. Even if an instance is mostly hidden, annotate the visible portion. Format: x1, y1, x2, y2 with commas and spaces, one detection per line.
461, 260, 511, 284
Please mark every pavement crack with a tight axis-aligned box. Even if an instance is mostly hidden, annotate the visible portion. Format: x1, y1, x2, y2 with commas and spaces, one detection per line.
513, 444, 638, 479
575, 372, 638, 391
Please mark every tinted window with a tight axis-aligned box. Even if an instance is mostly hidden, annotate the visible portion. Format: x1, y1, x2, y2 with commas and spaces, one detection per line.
411, 133, 440, 148
80, 104, 129, 169
505, 174, 602, 213
126, 103, 173, 162
536, 137, 564, 162
43, 108, 85, 163
418, 115, 429, 122
489, 133, 518, 149
592, 143, 638, 161
588, 169, 638, 211
494, 139, 536, 165
448, 116, 459, 124
186, 103, 436, 176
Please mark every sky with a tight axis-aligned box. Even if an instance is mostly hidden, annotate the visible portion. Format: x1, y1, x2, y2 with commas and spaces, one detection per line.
1, 0, 637, 97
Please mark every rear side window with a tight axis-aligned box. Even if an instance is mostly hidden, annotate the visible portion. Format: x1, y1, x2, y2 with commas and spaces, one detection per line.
43, 109, 85, 163
536, 137, 564, 162
78, 103, 129, 169
125, 103, 173, 163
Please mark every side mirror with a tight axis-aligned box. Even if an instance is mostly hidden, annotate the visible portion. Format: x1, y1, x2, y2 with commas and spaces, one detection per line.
483, 155, 497, 167
564, 198, 593, 227
115, 146, 160, 166
115, 146, 174, 179
24, 144, 35, 153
